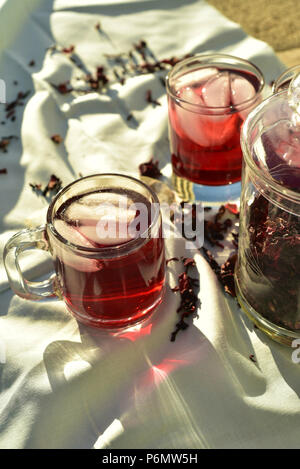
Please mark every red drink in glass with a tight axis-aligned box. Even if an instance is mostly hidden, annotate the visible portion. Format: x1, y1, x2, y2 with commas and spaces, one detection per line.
166, 54, 264, 194
52, 188, 165, 328
3, 174, 165, 330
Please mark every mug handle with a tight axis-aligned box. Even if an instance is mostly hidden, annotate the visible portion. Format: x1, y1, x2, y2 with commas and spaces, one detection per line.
3, 225, 58, 300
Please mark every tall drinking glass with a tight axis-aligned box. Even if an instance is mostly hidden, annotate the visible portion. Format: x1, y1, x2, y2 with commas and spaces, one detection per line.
166, 54, 264, 202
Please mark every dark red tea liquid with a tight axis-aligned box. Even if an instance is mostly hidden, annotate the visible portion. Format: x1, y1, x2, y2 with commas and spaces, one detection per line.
51, 189, 165, 328
168, 68, 262, 185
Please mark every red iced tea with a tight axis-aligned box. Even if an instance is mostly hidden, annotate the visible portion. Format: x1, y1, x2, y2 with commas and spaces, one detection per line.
167, 63, 263, 186
52, 188, 165, 328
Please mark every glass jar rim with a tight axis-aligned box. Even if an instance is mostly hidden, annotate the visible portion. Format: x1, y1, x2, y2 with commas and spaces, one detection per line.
273, 64, 300, 94
241, 90, 300, 205
166, 53, 265, 114
46, 173, 161, 256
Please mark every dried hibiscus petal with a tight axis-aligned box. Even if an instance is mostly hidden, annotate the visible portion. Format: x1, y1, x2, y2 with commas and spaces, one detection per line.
224, 203, 239, 216
204, 204, 239, 248
52, 81, 73, 94
139, 158, 161, 179
170, 257, 199, 342
4, 91, 30, 121
220, 253, 237, 297
249, 354, 257, 363
44, 174, 62, 195
201, 247, 238, 298
30, 174, 62, 199
62, 45, 75, 54
0, 136, 17, 153
145, 89, 161, 106
182, 257, 196, 269
50, 134, 63, 144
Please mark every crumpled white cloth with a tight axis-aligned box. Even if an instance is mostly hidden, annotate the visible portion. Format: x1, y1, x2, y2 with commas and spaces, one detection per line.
1, 0, 298, 450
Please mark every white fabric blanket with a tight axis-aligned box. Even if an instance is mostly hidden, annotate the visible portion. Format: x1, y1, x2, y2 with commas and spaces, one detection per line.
1, 0, 298, 450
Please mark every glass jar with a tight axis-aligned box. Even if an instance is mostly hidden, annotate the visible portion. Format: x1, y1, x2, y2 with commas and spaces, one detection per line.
235, 87, 300, 346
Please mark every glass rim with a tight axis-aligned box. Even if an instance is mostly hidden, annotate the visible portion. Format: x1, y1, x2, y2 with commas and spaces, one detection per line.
241, 90, 300, 204
166, 53, 265, 113
273, 64, 300, 94
46, 173, 161, 255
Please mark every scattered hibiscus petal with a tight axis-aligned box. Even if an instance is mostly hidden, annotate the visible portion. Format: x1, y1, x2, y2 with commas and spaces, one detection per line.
204, 204, 239, 248
51, 81, 73, 94
0, 136, 18, 153
170, 318, 189, 342
29, 182, 42, 191
96, 66, 109, 85
139, 158, 162, 179
220, 253, 237, 297
62, 45, 75, 54
249, 354, 257, 363
160, 54, 192, 67
170, 258, 199, 342
201, 247, 238, 298
133, 40, 147, 60
50, 134, 63, 144
224, 203, 239, 217
145, 89, 161, 106
201, 247, 221, 277
30, 174, 62, 199
182, 257, 196, 270
4, 91, 30, 121
43, 174, 62, 196
81, 67, 109, 92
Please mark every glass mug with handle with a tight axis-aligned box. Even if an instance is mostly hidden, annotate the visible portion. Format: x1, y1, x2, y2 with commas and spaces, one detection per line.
4, 174, 166, 329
